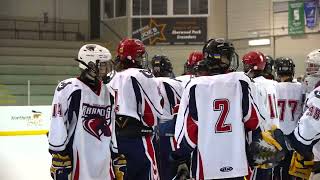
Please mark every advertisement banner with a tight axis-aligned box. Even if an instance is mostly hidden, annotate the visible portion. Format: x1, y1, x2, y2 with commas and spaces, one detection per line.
132, 17, 207, 45
304, 0, 317, 28
288, 1, 305, 35
0, 106, 51, 135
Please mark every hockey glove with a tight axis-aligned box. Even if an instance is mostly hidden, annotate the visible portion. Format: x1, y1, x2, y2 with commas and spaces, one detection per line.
112, 154, 127, 180
249, 128, 287, 169
50, 153, 72, 180
289, 151, 314, 179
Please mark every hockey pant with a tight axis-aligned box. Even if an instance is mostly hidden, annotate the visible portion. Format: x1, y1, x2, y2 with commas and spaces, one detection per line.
273, 150, 298, 180
115, 136, 159, 180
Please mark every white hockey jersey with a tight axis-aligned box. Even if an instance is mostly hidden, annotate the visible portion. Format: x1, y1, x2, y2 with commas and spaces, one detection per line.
155, 77, 182, 150
254, 76, 279, 130
173, 74, 193, 142
155, 77, 183, 121
294, 86, 320, 146
48, 78, 114, 180
107, 68, 163, 180
107, 68, 163, 127
175, 74, 194, 89
176, 72, 263, 179
276, 82, 304, 135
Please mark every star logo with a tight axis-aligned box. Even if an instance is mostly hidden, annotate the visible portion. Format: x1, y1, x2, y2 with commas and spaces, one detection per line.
148, 19, 166, 45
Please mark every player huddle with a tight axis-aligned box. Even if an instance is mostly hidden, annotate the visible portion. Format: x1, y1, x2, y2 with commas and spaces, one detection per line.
48, 38, 320, 180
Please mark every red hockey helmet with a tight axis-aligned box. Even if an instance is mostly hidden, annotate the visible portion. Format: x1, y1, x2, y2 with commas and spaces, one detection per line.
242, 51, 266, 71
184, 51, 204, 75
116, 38, 147, 68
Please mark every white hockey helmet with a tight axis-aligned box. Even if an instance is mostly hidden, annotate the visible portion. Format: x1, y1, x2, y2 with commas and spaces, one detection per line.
304, 49, 320, 94
305, 49, 320, 75
77, 44, 112, 69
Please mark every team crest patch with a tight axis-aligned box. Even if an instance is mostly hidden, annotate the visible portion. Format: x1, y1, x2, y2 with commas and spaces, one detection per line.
82, 103, 112, 140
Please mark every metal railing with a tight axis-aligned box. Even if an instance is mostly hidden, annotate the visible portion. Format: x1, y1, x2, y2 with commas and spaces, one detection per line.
0, 80, 61, 106
0, 19, 83, 41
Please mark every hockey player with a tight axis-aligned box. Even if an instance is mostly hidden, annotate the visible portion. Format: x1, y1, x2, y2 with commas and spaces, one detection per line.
242, 51, 279, 130
286, 49, 320, 180
150, 55, 175, 78
275, 57, 303, 135
242, 51, 281, 180
183, 51, 204, 76
150, 55, 183, 180
263, 55, 275, 80
107, 38, 163, 180
48, 44, 115, 180
173, 51, 204, 179
273, 57, 304, 180
172, 39, 285, 180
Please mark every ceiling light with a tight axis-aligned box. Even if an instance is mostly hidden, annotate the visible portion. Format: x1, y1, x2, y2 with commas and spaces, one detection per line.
248, 38, 271, 46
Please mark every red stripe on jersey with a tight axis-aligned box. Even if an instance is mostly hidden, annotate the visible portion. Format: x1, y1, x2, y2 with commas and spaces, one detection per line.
245, 166, 253, 180
173, 104, 180, 114
198, 151, 204, 179
173, 137, 177, 151
74, 151, 80, 180
186, 114, 198, 146
144, 99, 155, 127
244, 103, 259, 130
268, 94, 275, 118
109, 160, 115, 179
145, 136, 159, 180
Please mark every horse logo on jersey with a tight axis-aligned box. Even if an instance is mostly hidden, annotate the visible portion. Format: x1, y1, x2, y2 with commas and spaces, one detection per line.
82, 103, 112, 140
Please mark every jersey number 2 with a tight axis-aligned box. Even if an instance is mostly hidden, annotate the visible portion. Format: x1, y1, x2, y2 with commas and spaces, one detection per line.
213, 99, 232, 133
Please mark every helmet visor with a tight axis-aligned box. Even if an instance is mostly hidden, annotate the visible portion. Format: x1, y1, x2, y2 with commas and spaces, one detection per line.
306, 62, 320, 75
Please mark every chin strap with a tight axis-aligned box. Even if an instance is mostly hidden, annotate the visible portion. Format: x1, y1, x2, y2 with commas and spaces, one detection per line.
75, 58, 92, 70
75, 58, 101, 88
79, 69, 100, 89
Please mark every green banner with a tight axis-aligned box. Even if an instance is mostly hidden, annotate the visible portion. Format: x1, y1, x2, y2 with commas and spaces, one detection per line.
288, 1, 305, 35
